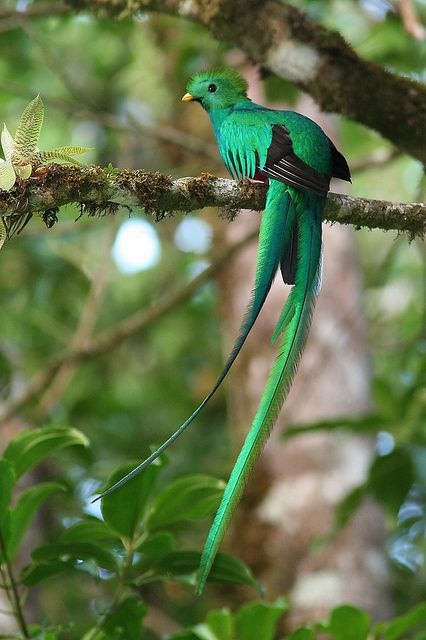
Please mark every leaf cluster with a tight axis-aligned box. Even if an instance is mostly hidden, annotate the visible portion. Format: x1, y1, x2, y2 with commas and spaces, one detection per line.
0, 96, 89, 192
0, 427, 260, 639
2, 427, 426, 639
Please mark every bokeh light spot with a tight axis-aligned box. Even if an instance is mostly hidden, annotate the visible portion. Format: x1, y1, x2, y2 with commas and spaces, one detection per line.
174, 217, 212, 254
113, 218, 161, 274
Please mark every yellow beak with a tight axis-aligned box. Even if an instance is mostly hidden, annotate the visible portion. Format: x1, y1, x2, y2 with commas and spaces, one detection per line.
182, 93, 196, 102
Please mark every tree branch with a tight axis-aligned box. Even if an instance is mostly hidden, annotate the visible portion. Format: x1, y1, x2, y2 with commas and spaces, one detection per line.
0, 2, 69, 18
3, 2, 425, 160
399, 0, 426, 40
59, 0, 426, 164
34, 230, 114, 420
0, 165, 424, 236
0, 2, 69, 33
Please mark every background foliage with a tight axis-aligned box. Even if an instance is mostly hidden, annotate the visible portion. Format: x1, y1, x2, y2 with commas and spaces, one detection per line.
0, 0, 425, 638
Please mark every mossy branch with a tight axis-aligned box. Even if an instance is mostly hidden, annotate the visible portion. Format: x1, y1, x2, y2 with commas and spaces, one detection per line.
0, 165, 424, 236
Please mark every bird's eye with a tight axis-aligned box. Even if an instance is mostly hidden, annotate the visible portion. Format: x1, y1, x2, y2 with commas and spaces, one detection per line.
208, 84, 217, 93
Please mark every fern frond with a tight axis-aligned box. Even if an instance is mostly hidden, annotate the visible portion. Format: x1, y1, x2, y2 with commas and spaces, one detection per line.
14, 95, 44, 157
1, 124, 15, 161
37, 151, 87, 167
14, 164, 32, 179
50, 145, 91, 156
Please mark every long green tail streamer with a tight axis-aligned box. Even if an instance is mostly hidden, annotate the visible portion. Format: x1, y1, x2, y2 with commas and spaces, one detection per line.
95, 184, 296, 501
196, 193, 323, 593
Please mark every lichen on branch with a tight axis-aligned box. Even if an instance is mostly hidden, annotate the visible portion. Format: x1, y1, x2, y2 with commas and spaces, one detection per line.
0, 165, 424, 237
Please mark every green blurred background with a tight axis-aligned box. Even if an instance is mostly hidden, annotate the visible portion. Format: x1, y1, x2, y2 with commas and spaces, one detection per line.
0, 0, 425, 637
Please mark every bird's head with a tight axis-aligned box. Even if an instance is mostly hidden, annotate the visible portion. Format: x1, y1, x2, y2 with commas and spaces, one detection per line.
182, 69, 249, 111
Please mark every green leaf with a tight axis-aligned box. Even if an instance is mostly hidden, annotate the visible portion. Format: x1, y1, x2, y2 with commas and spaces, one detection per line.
59, 517, 117, 545
208, 553, 260, 591
335, 448, 415, 531
191, 623, 225, 640
147, 550, 258, 590
320, 605, 370, 640
335, 485, 367, 531
0, 460, 14, 561
151, 550, 200, 579
49, 146, 91, 156
146, 474, 225, 531
283, 414, 382, 440
14, 95, 44, 157
31, 542, 117, 571
369, 448, 415, 515
374, 602, 426, 640
0, 459, 15, 516
133, 532, 175, 575
21, 560, 76, 587
81, 597, 146, 640
7, 482, 65, 560
37, 151, 87, 167
204, 609, 233, 640
285, 629, 314, 640
235, 598, 287, 640
27, 627, 61, 640
101, 456, 165, 541
1, 124, 14, 161
373, 378, 398, 422
3, 425, 89, 479
0, 158, 16, 190
15, 163, 32, 179
137, 531, 174, 557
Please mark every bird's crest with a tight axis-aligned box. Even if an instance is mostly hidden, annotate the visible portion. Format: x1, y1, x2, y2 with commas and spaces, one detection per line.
189, 68, 248, 94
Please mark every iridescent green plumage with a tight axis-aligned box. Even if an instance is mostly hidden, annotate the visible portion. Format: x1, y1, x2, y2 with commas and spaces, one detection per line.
97, 69, 350, 593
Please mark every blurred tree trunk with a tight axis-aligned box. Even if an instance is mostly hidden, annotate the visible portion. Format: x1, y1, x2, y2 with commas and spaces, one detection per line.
217, 70, 392, 627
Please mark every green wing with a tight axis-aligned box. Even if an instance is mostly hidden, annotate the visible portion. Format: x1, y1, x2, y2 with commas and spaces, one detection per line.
216, 106, 333, 186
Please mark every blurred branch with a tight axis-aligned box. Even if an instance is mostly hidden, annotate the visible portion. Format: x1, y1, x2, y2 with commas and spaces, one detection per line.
398, 0, 426, 40
0, 230, 256, 424
0, 3, 69, 32
0, 2, 70, 33
350, 149, 402, 173
0, 82, 218, 161
0, 533, 29, 639
126, 113, 218, 160
0, 3, 69, 19
60, 0, 426, 164
0, 165, 424, 235
4, 2, 426, 161
19, 20, 90, 106
34, 230, 114, 419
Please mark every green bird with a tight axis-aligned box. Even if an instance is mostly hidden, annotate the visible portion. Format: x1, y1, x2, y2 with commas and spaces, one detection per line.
97, 69, 350, 593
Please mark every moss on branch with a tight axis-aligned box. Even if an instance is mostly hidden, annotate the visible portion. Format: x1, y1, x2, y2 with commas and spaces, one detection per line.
0, 164, 424, 237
